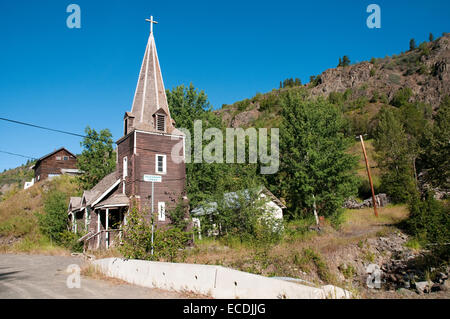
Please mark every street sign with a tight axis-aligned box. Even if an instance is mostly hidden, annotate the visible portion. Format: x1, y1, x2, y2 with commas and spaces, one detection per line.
143, 174, 162, 183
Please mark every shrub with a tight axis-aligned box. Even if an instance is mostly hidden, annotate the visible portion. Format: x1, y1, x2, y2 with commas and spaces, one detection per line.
328, 91, 344, 105
59, 231, 83, 252
391, 87, 413, 107
120, 206, 191, 262
309, 75, 322, 88
202, 189, 283, 245
388, 74, 401, 85
406, 193, 450, 246
370, 90, 379, 103
419, 42, 431, 57
37, 190, 69, 243
153, 227, 191, 262
303, 248, 332, 282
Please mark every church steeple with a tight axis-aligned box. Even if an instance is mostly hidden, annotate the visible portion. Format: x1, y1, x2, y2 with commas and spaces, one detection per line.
125, 16, 174, 135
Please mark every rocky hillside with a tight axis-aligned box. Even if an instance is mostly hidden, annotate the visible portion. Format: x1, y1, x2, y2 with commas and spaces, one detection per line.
218, 33, 449, 129
311, 34, 449, 109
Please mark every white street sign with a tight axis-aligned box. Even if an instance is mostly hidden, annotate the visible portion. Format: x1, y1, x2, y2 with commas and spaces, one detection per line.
143, 174, 162, 183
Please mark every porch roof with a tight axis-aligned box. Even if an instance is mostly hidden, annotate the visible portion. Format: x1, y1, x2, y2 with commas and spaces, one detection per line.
94, 193, 129, 209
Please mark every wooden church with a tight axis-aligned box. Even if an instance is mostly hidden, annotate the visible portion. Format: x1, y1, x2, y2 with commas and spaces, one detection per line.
69, 17, 186, 250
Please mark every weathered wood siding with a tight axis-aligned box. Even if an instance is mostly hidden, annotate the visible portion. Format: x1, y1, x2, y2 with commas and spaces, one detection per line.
34, 149, 77, 181
117, 130, 186, 226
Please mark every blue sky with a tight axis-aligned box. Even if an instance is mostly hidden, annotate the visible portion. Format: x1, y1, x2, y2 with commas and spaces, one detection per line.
0, 0, 449, 171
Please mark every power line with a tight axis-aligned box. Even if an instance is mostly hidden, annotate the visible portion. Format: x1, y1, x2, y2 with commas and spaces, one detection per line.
0, 117, 87, 138
0, 150, 37, 160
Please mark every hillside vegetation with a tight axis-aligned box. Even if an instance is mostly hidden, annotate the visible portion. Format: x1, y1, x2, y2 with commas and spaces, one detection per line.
0, 161, 34, 199
217, 33, 450, 134
0, 175, 78, 254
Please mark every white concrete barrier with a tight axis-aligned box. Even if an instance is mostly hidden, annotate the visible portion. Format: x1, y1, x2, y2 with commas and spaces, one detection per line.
92, 258, 351, 299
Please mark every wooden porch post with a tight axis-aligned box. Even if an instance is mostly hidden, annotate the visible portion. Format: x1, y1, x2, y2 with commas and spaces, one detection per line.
106, 208, 109, 249
97, 210, 100, 249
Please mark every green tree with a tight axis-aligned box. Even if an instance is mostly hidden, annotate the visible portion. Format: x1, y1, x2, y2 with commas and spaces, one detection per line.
167, 84, 261, 208
409, 38, 416, 51
338, 56, 350, 67
429, 33, 434, 42
423, 96, 450, 189
76, 126, 116, 190
374, 107, 417, 202
406, 192, 450, 261
275, 93, 358, 220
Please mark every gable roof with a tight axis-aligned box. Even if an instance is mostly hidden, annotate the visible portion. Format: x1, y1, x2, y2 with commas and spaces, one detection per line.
32, 147, 77, 169
85, 171, 121, 207
68, 197, 82, 213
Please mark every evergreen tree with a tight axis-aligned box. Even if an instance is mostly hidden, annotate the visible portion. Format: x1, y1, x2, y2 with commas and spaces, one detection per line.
342, 56, 350, 67
374, 107, 417, 202
338, 56, 350, 67
410, 38, 416, 51
76, 127, 116, 190
429, 33, 434, 42
424, 96, 450, 189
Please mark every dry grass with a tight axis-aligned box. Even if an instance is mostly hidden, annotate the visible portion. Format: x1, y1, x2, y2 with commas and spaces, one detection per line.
340, 205, 409, 234
87, 247, 123, 259
80, 264, 131, 285
0, 175, 79, 254
347, 138, 381, 189
185, 205, 410, 288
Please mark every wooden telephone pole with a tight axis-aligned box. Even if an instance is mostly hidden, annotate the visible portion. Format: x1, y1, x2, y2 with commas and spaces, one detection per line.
359, 135, 378, 217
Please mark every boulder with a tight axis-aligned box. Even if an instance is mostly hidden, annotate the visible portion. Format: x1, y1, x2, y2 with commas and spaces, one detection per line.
415, 281, 430, 294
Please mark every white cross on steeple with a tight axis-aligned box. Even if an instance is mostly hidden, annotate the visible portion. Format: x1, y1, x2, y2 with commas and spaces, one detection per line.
145, 15, 158, 34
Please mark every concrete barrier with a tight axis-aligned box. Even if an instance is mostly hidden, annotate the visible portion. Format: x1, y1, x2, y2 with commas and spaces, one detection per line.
92, 258, 351, 299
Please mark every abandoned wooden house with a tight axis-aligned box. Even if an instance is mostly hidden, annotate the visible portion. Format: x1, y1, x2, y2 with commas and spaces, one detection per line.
69, 18, 186, 250
25, 147, 80, 189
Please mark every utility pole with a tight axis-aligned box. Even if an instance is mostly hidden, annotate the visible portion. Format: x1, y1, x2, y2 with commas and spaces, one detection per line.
359, 135, 378, 217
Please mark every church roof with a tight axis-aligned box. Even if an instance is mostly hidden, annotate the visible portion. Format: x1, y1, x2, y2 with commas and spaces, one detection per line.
128, 27, 175, 134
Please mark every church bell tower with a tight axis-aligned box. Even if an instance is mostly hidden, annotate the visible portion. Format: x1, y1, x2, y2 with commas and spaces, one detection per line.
116, 16, 186, 224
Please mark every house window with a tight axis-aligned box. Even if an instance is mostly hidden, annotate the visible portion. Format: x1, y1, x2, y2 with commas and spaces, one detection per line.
155, 154, 166, 174
158, 202, 166, 221
156, 114, 165, 132
63, 156, 69, 161
56, 156, 61, 160
123, 157, 128, 177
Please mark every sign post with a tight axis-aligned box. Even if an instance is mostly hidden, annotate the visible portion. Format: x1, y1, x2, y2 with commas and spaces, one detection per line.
143, 175, 162, 255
